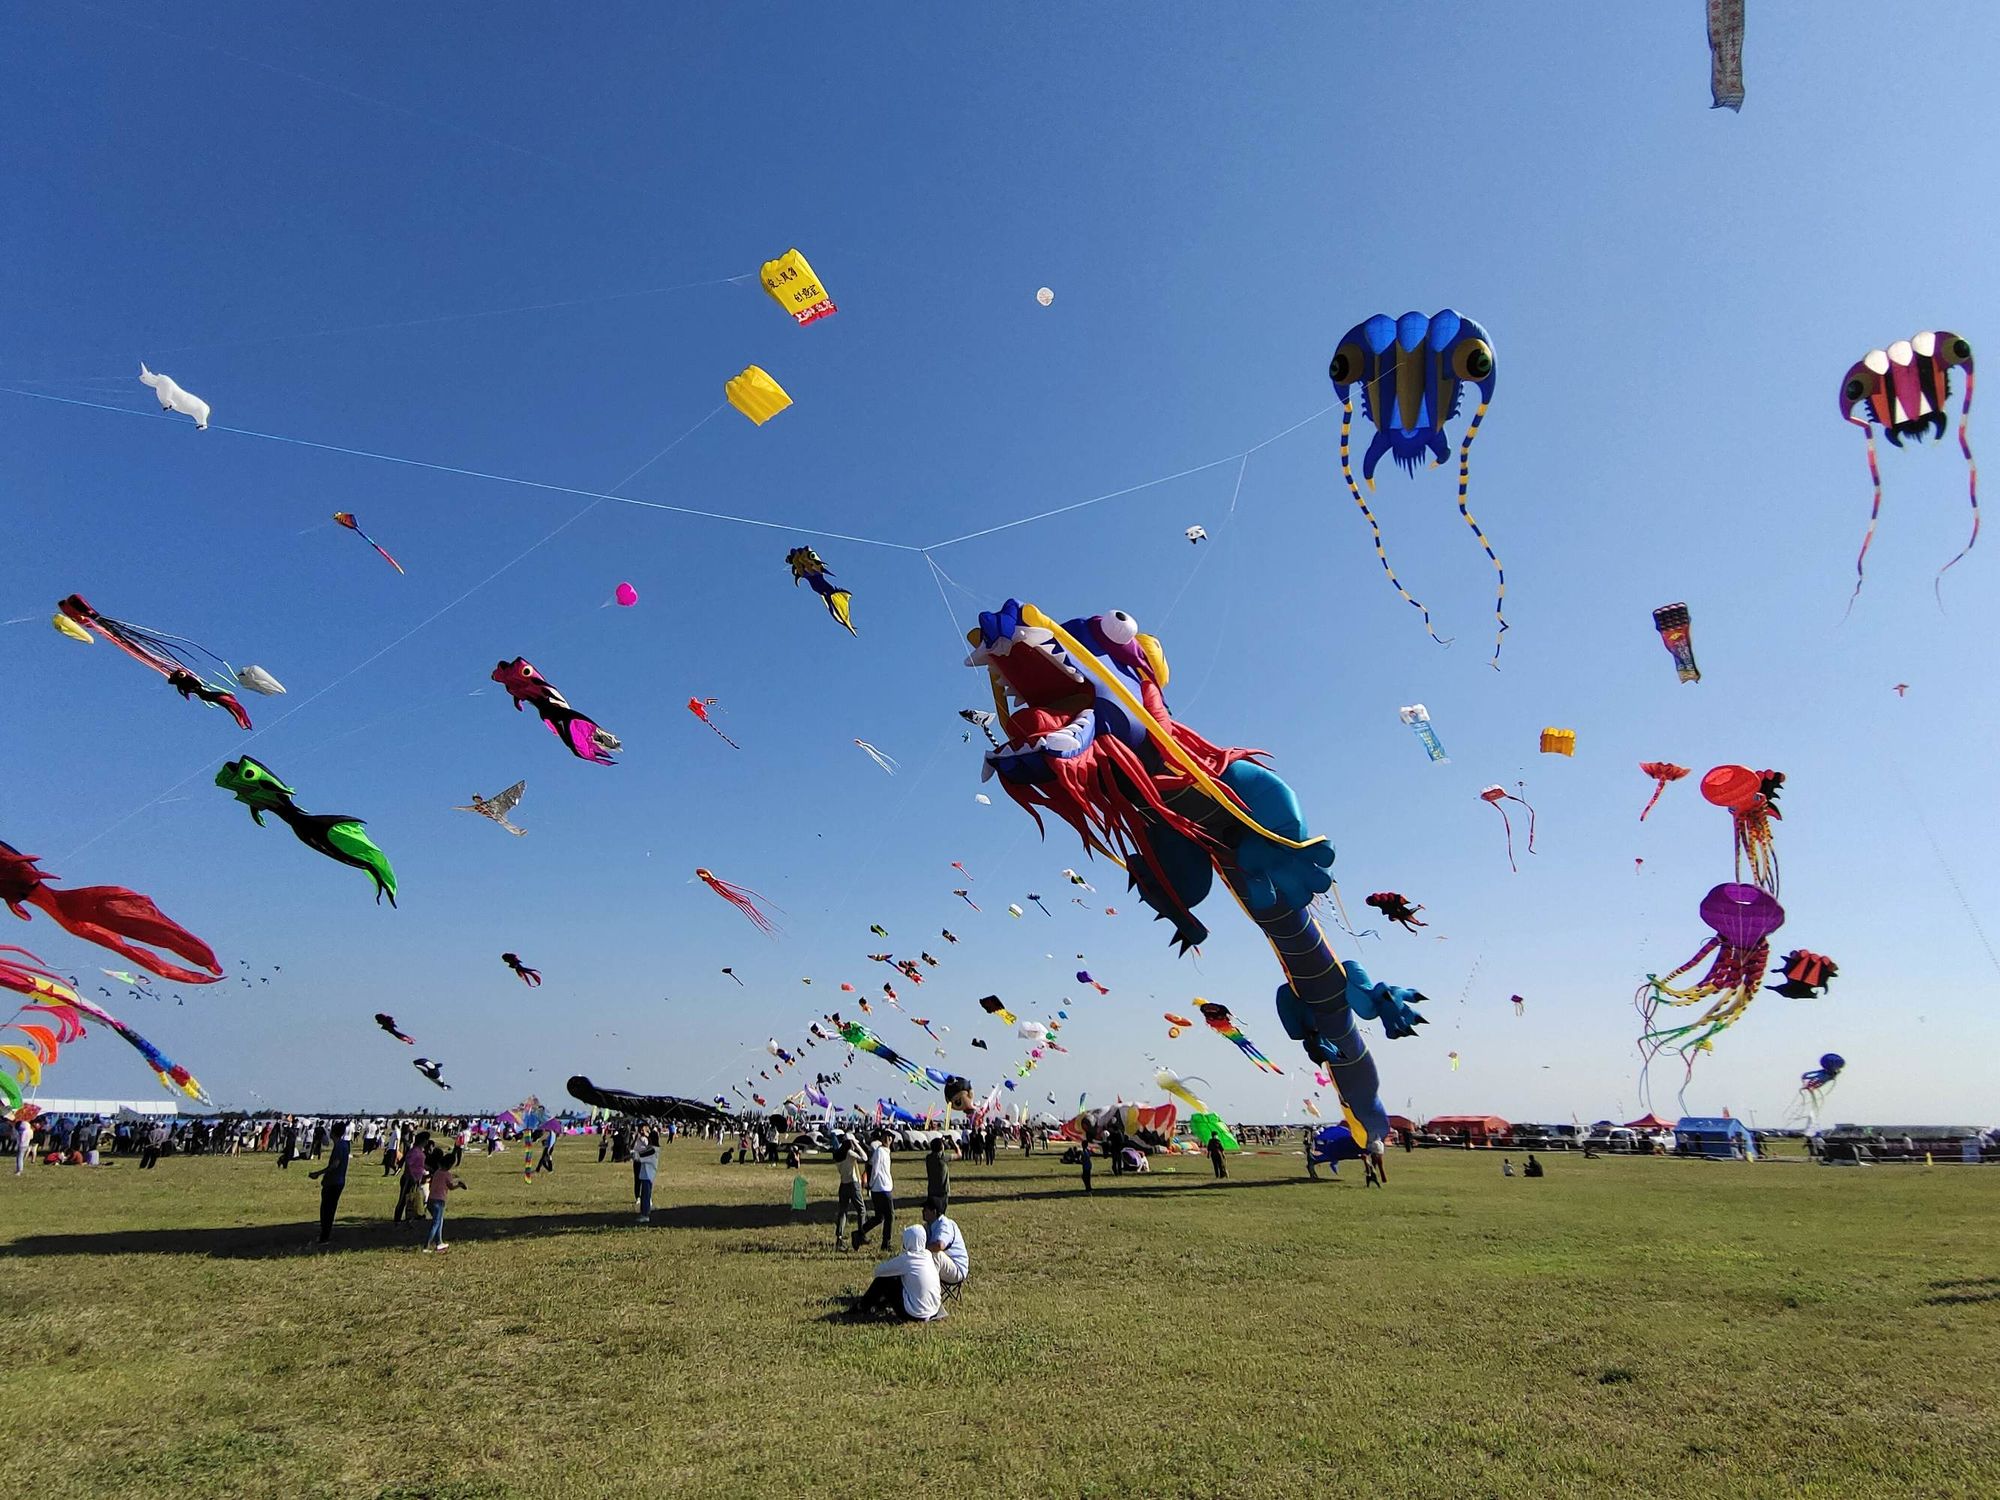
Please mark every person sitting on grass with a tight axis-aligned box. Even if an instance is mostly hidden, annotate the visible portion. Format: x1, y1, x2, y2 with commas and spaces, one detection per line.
924, 1199, 968, 1290
1502, 1157, 1515, 1177
846, 1224, 942, 1323
1523, 1153, 1544, 1178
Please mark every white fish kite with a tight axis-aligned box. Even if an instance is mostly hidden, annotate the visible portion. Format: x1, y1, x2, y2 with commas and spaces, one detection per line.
234, 666, 287, 696
853, 739, 899, 775
455, 780, 527, 836
139, 363, 210, 429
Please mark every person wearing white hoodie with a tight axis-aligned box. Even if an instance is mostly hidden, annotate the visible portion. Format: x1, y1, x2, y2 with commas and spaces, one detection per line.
851, 1224, 941, 1322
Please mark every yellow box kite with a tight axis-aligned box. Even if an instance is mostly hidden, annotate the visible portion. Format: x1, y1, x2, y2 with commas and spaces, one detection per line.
726, 366, 793, 426
760, 248, 836, 326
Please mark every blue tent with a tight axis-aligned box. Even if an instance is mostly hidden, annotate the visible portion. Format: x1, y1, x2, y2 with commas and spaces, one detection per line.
1674, 1115, 1756, 1160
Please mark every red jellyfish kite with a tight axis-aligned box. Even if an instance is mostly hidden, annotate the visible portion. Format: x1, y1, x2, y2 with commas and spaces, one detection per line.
1477, 784, 1537, 872
696, 868, 781, 936
1701, 765, 1782, 893
1638, 762, 1691, 821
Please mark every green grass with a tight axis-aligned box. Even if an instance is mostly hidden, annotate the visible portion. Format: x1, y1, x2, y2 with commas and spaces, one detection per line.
2, 1143, 1997, 1499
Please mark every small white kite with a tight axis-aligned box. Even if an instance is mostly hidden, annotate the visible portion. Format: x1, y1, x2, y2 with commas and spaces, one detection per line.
853, 739, 899, 775
1035, 288, 1054, 307
1185, 526, 1207, 544
233, 665, 287, 696
455, 780, 527, 836
139, 363, 210, 429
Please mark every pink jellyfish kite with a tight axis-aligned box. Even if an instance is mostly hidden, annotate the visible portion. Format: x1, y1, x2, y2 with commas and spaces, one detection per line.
695, 867, 781, 935
1478, 783, 1537, 871
1638, 762, 1691, 821
615, 582, 639, 607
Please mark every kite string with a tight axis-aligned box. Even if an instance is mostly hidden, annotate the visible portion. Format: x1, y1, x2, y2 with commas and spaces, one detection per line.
0, 387, 920, 553
57, 403, 728, 862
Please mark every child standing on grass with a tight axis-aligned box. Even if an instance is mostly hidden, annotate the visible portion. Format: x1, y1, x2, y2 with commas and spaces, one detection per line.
424, 1144, 464, 1252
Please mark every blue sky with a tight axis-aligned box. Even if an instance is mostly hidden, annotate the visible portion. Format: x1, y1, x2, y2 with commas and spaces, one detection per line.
4, 4, 1997, 1125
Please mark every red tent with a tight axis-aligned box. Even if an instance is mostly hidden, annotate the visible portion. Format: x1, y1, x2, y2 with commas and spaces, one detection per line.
1624, 1112, 1674, 1131
1427, 1113, 1511, 1145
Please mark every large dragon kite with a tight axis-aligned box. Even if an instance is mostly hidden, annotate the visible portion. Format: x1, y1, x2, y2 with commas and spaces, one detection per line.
965, 599, 1425, 1141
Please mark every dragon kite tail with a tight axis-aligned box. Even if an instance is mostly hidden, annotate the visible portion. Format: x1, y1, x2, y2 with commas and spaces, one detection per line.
1936, 365, 1979, 605
1339, 396, 1450, 648
1454, 401, 1507, 667
1260, 901, 1426, 1147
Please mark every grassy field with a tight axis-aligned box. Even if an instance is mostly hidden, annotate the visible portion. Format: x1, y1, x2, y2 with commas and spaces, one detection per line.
2, 1142, 1997, 1499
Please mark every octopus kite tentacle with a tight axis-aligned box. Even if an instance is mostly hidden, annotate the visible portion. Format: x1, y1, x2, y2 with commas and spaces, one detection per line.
0, 842, 222, 984
1936, 365, 1979, 603
1454, 401, 1507, 666
1338, 396, 1449, 647
1844, 420, 1884, 617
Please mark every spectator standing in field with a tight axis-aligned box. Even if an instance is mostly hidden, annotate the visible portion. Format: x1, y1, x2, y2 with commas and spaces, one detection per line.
632, 1130, 658, 1225
309, 1123, 351, 1243
12, 1115, 33, 1175
423, 1143, 463, 1252
395, 1132, 431, 1225
536, 1124, 558, 1175
925, 1137, 950, 1211
1080, 1136, 1095, 1194
1367, 1135, 1389, 1186
852, 1133, 896, 1251
831, 1132, 864, 1249
1208, 1132, 1227, 1180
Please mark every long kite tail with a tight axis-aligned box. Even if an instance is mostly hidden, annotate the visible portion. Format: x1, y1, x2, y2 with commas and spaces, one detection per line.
1339, 396, 1449, 647
1491, 802, 1516, 872
697, 716, 741, 750
1845, 427, 1883, 619
1937, 367, 1979, 606
362, 532, 406, 575
1454, 401, 1506, 666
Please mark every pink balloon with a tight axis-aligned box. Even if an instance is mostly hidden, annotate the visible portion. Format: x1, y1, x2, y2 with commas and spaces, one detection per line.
614, 582, 638, 607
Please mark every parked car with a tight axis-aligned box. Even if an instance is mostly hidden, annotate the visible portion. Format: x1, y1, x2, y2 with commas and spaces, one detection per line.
1583, 1126, 1639, 1153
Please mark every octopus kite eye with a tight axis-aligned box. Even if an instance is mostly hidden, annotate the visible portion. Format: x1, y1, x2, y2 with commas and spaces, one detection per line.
1098, 611, 1140, 646
1328, 343, 1364, 385
1454, 341, 1494, 380
1949, 336, 1973, 363
1843, 375, 1869, 403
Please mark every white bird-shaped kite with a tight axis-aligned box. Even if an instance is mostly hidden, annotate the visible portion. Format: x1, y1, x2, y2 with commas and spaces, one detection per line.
233, 665, 287, 696
455, 780, 527, 836
139, 363, 210, 429
1185, 526, 1207, 544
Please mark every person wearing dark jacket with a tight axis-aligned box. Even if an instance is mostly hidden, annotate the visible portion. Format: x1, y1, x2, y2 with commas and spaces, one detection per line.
308, 1123, 352, 1243
925, 1138, 950, 1211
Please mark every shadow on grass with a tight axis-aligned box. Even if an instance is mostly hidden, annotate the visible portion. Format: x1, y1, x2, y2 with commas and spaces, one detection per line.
1, 1177, 1316, 1259
1924, 1290, 2000, 1306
